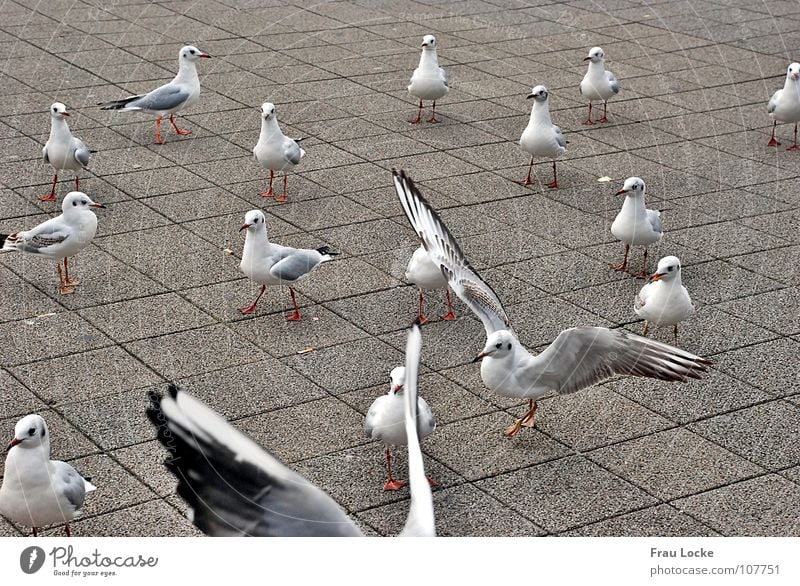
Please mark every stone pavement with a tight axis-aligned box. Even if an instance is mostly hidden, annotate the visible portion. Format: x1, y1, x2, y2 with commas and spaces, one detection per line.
1, 0, 799, 537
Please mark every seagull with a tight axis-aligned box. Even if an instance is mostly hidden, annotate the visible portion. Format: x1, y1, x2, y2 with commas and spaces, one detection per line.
580, 46, 620, 125
40, 102, 94, 202
408, 34, 448, 124
0, 414, 96, 537
253, 102, 305, 203
238, 209, 337, 320
393, 168, 712, 438
1, 191, 105, 294
519, 85, 566, 189
405, 245, 457, 324
365, 365, 436, 491
611, 177, 663, 278
146, 324, 435, 536
767, 62, 800, 149
99, 45, 210, 145
634, 256, 695, 344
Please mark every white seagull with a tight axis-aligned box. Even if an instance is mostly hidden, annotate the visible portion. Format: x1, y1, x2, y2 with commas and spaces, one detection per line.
238, 209, 337, 320
634, 255, 695, 344
253, 102, 305, 203
408, 34, 449, 124
393, 169, 711, 438
365, 365, 436, 491
40, 102, 94, 202
1, 191, 104, 294
147, 324, 435, 537
611, 177, 663, 278
405, 245, 457, 324
99, 45, 210, 145
580, 46, 620, 125
767, 62, 800, 149
519, 85, 566, 189
0, 414, 96, 537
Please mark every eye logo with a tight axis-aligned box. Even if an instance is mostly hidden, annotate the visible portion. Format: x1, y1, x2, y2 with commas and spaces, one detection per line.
20, 546, 46, 574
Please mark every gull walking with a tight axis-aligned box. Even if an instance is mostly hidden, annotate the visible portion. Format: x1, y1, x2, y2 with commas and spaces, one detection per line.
253, 102, 305, 203
40, 102, 94, 202
0, 415, 96, 537
393, 169, 711, 438
406, 245, 457, 324
611, 177, 663, 278
767, 62, 800, 149
147, 324, 435, 536
238, 209, 337, 320
635, 255, 694, 344
580, 47, 619, 125
519, 85, 566, 189
408, 35, 448, 124
1, 192, 104, 294
365, 365, 436, 491
100, 45, 210, 145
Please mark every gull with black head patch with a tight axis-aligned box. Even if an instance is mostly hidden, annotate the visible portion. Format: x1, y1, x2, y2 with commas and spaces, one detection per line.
580, 46, 619, 124
519, 85, 566, 189
40, 102, 95, 202
611, 177, 663, 278
408, 34, 449, 124
635, 255, 695, 344
253, 102, 305, 203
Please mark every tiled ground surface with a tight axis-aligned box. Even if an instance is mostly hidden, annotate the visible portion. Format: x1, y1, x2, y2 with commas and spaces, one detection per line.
1, 0, 799, 537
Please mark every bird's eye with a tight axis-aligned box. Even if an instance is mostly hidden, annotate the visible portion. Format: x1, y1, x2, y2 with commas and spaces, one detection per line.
190, 49, 196, 54
507, 343, 512, 350
667, 266, 673, 271
495, 343, 502, 349
41, 428, 46, 437
72, 201, 77, 206
28, 427, 35, 436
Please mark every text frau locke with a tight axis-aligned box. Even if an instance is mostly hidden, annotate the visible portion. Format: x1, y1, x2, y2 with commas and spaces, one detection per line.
651, 547, 713, 558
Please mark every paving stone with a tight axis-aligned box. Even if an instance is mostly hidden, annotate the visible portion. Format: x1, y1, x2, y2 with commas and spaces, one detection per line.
563, 504, 718, 536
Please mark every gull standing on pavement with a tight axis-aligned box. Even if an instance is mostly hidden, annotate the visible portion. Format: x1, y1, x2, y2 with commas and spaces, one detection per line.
238, 209, 337, 320
405, 245, 457, 324
519, 85, 566, 188
1, 192, 104, 294
394, 169, 711, 438
0, 414, 96, 537
147, 324, 435, 536
253, 102, 305, 203
634, 255, 695, 344
580, 47, 619, 125
408, 35, 448, 124
611, 177, 663, 278
365, 365, 436, 491
40, 102, 94, 202
767, 62, 800, 149
99, 45, 210, 145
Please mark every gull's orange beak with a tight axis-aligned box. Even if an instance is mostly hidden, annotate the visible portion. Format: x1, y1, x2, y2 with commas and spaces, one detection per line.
62, 111, 71, 116
90, 202, 105, 208
649, 273, 665, 282
392, 383, 403, 393
615, 188, 628, 195
7, 437, 21, 451
239, 223, 251, 232
472, 351, 487, 363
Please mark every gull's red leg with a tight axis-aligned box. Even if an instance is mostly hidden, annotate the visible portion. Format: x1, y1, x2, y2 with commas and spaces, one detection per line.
521, 156, 534, 185
634, 248, 649, 278
417, 290, 429, 325
75, 176, 80, 191
63, 256, 80, 287
787, 123, 800, 151
155, 117, 165, 145
274, 175, 289, 203
169, 113, 192, 136
441, 288, 456, 321
64, 524, 72, 537
39, 174, 58, 201
599, 100, 609, 123
546, 161, 559, 189
260, 170, 275, 198
427, 100, 440, 123
410, 99, 423, 124
583, 102, 595, 125
383, 447, 407, 491
286, 287, 302, 321
56, 262, 75, 295
612, 243, 630, 272
239, 284, 266, 314
768, 120, 781, 146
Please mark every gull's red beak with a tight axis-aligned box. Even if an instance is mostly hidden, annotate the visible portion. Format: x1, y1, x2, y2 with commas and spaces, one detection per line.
62, 111, 71, 117
472, 351, 487, 363
392, 384, 403, 393
615, 188, 628, 195
90, 202, 105, 208
199, 53, 211, 58
583, 56, 591, 61
239, 223, 251, 232
7, 437, 21, 451
649, 273, 665, 282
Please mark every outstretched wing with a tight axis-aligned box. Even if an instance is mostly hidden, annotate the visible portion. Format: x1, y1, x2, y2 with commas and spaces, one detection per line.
147, 384, 362, 537
399, 324, 435, 537
528, 327, 712, 395
393, 169, 512, 337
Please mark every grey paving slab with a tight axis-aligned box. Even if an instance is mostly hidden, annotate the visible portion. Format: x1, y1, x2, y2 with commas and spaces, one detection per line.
563, 504, 718, 537
711, 338, 800, 398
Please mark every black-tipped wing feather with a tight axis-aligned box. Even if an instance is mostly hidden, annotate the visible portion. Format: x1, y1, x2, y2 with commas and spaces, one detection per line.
147, 385, 362, 537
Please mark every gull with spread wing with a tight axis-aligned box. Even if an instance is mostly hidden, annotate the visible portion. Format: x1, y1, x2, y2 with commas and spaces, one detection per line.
393, 169, 712, 438
99, 45, 210, 145
147, 324, 435, 537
